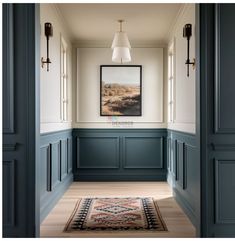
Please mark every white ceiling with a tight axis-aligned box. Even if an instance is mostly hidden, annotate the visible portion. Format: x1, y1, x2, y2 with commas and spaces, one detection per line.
57, 3, 182, 45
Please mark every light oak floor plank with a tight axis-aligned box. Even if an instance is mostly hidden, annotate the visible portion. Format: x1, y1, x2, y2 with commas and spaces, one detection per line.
40, 182, 196, 238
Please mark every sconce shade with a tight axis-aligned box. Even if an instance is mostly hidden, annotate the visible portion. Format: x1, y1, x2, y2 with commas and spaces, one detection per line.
45, 22, 53, 37
111, 32, 131, 49
112, 47, 131, 63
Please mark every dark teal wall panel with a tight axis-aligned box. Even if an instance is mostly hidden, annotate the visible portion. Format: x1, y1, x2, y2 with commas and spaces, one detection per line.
73, 129, 167, 181
123, 137, 163, 169
167, 130, 199, 230
40, 129, 73, 223
77, 137, 120, 169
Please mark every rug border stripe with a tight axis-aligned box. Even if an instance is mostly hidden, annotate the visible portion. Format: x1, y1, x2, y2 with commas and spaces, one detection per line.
153, 198, 168, 231
63, 199, 81, 232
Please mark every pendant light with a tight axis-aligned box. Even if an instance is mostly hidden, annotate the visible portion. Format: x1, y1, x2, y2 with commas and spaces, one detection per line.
111, 20, 131, 63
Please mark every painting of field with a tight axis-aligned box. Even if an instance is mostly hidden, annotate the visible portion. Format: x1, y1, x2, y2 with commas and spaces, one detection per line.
100, 66, 142, 116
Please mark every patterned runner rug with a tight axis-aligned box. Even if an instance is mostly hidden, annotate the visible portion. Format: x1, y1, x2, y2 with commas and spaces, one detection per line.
64, 197, 167, 232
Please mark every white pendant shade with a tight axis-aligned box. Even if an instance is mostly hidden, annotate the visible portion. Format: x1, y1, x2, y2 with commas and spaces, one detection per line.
111, 20, 131, 63
111, 32, 131, 49
112, 47, 131, 63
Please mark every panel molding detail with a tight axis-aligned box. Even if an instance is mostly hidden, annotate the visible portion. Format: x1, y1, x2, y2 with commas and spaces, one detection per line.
211, 143, 235, 151
73, 128, 167, 181
167, 129, 199, 229
176, 141, 187, 190
76, 136, 120, 169
3, 143, 17, 152
215, 159, 235, 224
214, 4, 235, 134
47, 144, 52, 192
3, 160, 15, 227
51, 141, 61, 190
40, 129, 73, 223
123, 136, 163, 169
3, 4, 14, 134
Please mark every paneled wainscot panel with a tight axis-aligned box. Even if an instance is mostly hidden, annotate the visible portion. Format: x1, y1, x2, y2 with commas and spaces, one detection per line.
123, 137, 163, 169
167, 130, 199, 229
73, 129, 167, 181
77, 137, 119, 169
40, 130, 73, 222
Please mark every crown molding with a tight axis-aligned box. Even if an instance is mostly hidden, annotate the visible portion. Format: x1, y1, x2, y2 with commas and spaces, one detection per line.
52, 3, 74, 42
165, 3, 194, 44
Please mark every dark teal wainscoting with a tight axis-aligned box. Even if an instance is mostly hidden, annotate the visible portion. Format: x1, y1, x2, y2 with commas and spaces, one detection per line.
167, 129, 200, 230
73, 129, 167, 181
40, 129, 73, 222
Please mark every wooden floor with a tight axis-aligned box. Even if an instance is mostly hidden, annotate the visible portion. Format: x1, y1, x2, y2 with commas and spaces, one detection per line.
40, 182, 196, 238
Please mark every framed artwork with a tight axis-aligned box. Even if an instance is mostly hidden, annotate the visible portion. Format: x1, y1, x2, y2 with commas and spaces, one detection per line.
100, 65, 142, 116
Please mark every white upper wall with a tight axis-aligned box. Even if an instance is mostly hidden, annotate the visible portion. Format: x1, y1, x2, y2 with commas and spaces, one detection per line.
40, 4, 73, 133
40, 3, 195, 132
167, 4, 196, 133
74, 47, 167, 129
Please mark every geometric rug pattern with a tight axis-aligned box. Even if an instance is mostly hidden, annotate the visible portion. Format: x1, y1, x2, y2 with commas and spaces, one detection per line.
64, 197, 168, 232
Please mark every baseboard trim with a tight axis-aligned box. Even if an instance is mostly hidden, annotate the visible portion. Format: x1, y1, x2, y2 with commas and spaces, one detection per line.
73, 173, 167, 181
173, 188, 197, 228
40, 173, 73, 223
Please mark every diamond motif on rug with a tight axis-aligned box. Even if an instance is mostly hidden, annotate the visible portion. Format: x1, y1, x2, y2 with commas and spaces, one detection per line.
64, 197, 168, 232
96, 204, 136, 214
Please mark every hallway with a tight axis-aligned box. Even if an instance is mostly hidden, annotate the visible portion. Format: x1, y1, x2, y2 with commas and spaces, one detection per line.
40, 182, 195, 237
3, 3, 235, 237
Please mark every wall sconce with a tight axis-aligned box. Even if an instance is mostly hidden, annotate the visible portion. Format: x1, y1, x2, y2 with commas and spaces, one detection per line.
41, 22, 53, 71
183, 24, 195, 77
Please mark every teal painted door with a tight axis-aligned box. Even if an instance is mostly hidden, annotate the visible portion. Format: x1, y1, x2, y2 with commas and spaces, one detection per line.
200, 4, 235, 237
2, 4, 40, 237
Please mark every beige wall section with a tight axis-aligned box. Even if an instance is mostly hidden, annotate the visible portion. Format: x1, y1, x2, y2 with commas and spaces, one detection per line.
40, 4, 73, 133
167, 4, 196, 134
73, 47, 167, 129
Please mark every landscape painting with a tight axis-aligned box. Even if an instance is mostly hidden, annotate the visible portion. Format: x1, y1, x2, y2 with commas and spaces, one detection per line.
100, 65, 142, 116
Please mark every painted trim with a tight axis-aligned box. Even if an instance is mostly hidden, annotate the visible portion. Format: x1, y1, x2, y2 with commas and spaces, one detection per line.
3, 4, 14, 134
215, 159, 235, 224
73, 128, 167, 181
3, 160, 15, 227
211, 144, 235, 151
74, 174, 166, 182
214, 5, 235, 134
174, 188, 197, 227
167, 129, 199, 231
40, 129, 73, 223
73, 128, 167, 133
40, 128, 72, 137
40, 173, 73, 223
123, 136, 164, 169
3, 143, 17, 152
76, 136, 120, 169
